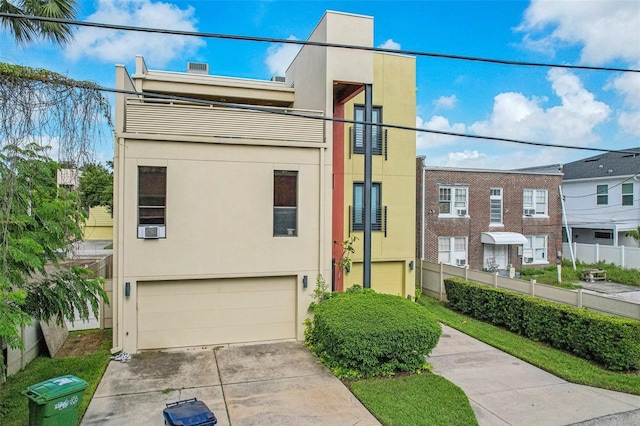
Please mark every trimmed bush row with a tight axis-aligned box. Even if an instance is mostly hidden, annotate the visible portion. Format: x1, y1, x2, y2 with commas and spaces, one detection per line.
444, 278, 640, 371
305, 290, 441, 379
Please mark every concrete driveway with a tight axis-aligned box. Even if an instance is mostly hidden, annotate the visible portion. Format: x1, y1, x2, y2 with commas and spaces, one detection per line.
81, 342, 380, 425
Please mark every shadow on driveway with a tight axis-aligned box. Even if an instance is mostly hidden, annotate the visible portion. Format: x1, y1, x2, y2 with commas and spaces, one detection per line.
81, 342, 380, 425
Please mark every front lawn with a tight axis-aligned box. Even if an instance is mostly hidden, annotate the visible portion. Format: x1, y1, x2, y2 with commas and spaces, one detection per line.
0, 328, 111, 425
351, 374, 478, 426
419, 296, 640, 395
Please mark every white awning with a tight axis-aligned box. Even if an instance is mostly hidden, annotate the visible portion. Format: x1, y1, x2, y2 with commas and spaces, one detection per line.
481, 232, 528, 245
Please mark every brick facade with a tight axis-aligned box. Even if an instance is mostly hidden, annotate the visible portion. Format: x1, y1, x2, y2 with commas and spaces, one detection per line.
416, 157, 564, 271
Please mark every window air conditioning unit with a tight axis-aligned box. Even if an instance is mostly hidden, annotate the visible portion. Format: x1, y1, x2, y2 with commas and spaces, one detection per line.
524, 208, 536, 216
456, 209, 467, 216
138, 225, 166, 239
523, 257, 533, 263
455, 259, 466, 266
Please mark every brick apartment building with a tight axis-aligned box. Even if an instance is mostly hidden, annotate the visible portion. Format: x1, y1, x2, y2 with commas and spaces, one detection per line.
416, 157, 564, 272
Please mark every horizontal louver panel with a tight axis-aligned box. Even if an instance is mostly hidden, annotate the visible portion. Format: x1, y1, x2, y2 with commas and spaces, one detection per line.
126, 102, 324, 143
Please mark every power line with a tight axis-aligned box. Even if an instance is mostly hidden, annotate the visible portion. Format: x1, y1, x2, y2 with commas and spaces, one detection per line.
2, 12, 639, 74
3, 64, 637, 156
563, 173, 640, 198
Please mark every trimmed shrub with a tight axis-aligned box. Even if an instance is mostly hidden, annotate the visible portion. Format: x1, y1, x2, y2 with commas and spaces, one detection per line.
305, 290, 441, 379
444, 278, 640, 371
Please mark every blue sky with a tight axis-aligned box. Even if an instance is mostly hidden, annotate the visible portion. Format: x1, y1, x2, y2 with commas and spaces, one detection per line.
1, 0, 639, 168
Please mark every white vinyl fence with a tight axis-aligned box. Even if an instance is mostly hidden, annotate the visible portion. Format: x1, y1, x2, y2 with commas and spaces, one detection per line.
564, 242, 640, 270
417, 260, 640, 321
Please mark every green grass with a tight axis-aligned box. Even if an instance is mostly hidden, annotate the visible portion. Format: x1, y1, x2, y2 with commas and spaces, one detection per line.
351, 374, 478, 426
519, 260, 640, 287
103, 243, 113, 249
418, 296, 640, 395
0, 329, 112, 426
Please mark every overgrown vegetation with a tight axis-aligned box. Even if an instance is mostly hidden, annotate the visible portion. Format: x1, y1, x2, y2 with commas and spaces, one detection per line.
418, 296, 640, 395
519, 260, 640, 287
351, 374, 478, 426
445, 278, 640, 371
305, 288, 441, 379
0, 329, 111, 425
0, 62, 111, 377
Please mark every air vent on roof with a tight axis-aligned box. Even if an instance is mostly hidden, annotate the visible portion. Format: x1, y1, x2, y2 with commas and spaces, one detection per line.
187, 62, 209, 75
271, 76, 286, 83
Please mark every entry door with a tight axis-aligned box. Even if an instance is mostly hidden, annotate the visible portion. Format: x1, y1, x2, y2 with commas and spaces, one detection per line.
484, 245, 508, 269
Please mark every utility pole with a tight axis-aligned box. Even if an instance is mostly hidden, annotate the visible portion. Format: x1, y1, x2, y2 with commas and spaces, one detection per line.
363, 84, 372, 288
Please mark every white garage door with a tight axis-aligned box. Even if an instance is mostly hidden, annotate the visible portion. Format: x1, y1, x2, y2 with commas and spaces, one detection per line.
137, 276, 296, 350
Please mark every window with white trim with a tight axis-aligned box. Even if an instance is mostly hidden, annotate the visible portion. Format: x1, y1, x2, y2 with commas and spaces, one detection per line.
523, 189, 547, 217
523, 235, 547, 264
490, 188, 502, 225
596, 184, 608, 205
622, 183, 633, 206
439, 186, 468, 216
438, 237, 467, 266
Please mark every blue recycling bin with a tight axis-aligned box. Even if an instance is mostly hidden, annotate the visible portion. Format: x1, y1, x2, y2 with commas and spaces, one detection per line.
163, 398, 217, 426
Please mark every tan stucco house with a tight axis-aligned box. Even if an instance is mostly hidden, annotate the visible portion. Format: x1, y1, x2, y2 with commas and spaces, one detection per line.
112, 11, 416, 354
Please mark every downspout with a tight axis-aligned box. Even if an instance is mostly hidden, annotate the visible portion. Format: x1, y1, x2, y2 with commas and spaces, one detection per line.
559, 185, 576, 270
420, 159, 426, 292
319, 145, 325, 279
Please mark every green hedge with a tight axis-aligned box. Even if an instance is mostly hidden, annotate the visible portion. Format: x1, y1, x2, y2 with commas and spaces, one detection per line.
305, 290, 441, 379
444, 278, 640, 371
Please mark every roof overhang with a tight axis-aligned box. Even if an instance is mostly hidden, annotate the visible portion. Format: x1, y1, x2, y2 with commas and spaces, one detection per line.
481, 232, 528, 245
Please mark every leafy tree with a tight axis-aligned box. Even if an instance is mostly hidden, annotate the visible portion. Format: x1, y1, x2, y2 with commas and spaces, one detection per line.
0, 144, 108, 377
78, 162, 113, 213
0, 0, 77, 46
626, 226, 640, 245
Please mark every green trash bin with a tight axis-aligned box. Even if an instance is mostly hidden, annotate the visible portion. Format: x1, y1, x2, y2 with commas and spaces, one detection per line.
22, 375, 88, 426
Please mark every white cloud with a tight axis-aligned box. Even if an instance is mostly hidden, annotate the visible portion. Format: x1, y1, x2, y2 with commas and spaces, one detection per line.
518, 0, 640, 65
470, 68, 610, 146
265, 36, 301, 76
618, 110, 640, 136
416, 115, 466, 152
65, 0, 204, 67
378, 39, 401, 50
434, 95, 458, 110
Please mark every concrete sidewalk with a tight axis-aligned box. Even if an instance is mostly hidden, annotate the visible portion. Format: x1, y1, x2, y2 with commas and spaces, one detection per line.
428, 325, 640, 426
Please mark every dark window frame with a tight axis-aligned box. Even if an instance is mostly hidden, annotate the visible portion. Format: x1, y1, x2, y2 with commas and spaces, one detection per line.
138, 166, 167, 232
353, 105, 383, 155
352, 182, 382, 231
273, 170, 298, 237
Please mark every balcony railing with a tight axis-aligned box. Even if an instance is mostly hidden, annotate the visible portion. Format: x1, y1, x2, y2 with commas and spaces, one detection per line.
350, 205, 388, 236
349, 126, 387, 159
124, 98, 324, 144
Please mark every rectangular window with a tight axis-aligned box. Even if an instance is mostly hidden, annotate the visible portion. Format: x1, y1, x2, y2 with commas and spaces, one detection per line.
622, 183, 633, 206
523, 235, 547, 264
523, 189, 548, 216
353, 182, 381, 231
353, 105, 383, 155
439, 186, 468, 216
438, 237, 467, 266
274, 171, 297, 236
594, 231, 613, 239
596, 184, 608, 205
490, 188, 503, 224
138, 166, 166, 226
